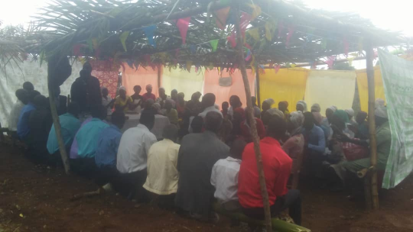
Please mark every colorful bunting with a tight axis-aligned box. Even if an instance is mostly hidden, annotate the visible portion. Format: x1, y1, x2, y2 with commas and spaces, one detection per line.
210, 39, 219, 52
176, 17, 191, 44
73, 44, 85, 56
240, 12, 252, 38
274, 64, 281, 74
227, 32, 237, 48
248, 4, 262, 21
215, 7, 230, 30
119, 31, 130, 51
247, 28, 260, 41
142, 25, 157, 47
326, 56, 336, 69
245, 48, 252, 61
265, 21, 277, 41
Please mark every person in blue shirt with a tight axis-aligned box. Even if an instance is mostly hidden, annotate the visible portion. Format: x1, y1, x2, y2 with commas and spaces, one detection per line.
17, 90, 40, 142
47, 102, 81, 165
302, 112, 326, 178
72, 105, 109, 176
95, 110, 126, 186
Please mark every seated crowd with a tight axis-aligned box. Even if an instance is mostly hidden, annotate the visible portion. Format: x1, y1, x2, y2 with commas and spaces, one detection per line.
5, 63, 391, 228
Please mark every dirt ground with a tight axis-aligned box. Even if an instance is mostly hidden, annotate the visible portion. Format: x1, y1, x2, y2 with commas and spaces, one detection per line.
1, 145, 413, 232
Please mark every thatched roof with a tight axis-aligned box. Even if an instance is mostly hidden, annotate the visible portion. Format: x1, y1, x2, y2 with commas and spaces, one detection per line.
34, 0, 405, 69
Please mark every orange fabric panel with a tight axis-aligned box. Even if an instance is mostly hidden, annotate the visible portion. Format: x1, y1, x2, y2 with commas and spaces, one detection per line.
203, 68, 256, 108
122, 65, 162, 97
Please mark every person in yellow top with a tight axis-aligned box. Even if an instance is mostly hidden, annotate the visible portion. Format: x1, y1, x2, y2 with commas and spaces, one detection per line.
114, 86, 132, 112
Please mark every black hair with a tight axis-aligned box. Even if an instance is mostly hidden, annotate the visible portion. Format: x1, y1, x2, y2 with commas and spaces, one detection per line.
230, 95, 242, 108
15, 89, 29, 104
202, 93, 216, 108
91, 105, 107, 120
163, 124, 179, 141
68, 102, 80, 118
33, 95, 48, 110
28, 90, 41, 103
303, 112, 315, 130
111, 110, 126, 129
205, 111, 223, 133
222, 101, 229, 108
191, 116, 204, 133
267, 115, 287, 140
23, 82, 34, 92
140, 110, 155, 130
230, 139, 247, 160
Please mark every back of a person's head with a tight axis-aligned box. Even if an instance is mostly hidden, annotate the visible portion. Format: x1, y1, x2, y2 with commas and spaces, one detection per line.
230, 139, 247, 160
91, 105, 107, 120
28, 90, 41, 103
163, 124, 179, 142
83, 62, 92, 73
67, 102, 80, 117
191, 116, 204, 133
267, 115, 287, 140
202, 93, 216, 108
140, 110, 155, 130
230, 95, 242, 108
111, 110, 126, 129
205, 111, 223, 133
303, 112, 315, 129
15, 89, 29, 104
33, 95, 48, 110
80, 69, 90, 77
23, 82, 34, 92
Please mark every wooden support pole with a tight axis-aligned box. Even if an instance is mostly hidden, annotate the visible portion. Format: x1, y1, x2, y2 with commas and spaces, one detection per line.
256, 65, 261, 108
234, 6, 272, 232
47, 76, 70, 174
365, 41, 379, 210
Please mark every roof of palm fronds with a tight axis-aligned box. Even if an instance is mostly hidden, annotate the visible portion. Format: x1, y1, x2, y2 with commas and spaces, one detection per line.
34, 0, 406, 69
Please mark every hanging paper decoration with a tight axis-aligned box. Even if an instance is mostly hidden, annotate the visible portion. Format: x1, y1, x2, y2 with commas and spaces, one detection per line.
247, 28, 260, 41
227, 32, 237, 47
274, 64, 281, 74
210, 39, 219, 52
245, 48, 252, 61
142, 25, 157, 47
176, 17, 191, 44
325, 56, 336, 69
240, 12, 252, 38
343, 38, 349, 57
214, 7, 230, 30
126, 59, 135, 69
73, 44, 85, 56
119, 31, 130, 51
248, 4, 262, 21
285, 26, 295, 48
265, 22, 277, 41
278, 21, 284, 38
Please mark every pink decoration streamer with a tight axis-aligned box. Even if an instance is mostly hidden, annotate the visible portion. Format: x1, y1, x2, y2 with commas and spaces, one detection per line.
274, 64, 281, 74
227, 32, 237, 48
240, 12, 252, 38
176, 17, 191, 44
285, 26, 295, 48
326, 56, 336, 69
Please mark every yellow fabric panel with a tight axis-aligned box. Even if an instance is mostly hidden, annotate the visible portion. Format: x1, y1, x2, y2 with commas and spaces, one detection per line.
259, 68, 309, 110
305, 70, 356, 115
356, 67, 386, 112
162, 67, 204, 99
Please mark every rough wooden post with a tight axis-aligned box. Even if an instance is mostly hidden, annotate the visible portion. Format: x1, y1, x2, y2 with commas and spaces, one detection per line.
256, 65, 261, 108
365, 41, 379, 209
234, 7, 272, 232
48, 69, 70, 174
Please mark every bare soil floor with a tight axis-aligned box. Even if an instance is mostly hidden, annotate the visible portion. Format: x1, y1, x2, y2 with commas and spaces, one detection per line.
0, 144, 413, 232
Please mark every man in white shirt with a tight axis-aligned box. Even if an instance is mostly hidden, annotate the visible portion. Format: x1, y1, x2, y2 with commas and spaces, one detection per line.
144, 124, 180, 208
198, 93, 222, 118
116, 110, 157, 201
101, 87, 114, 116
8, 89, 29, 133
211, 139, 246, 211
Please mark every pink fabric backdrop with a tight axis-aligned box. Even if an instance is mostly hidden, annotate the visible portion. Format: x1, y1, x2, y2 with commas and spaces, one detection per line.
122, 65, 161, 98
203, 69, 256, 109
90, 60, 119, 98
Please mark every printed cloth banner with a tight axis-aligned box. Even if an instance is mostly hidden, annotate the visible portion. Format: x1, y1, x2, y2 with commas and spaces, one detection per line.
259, 68, 308, 111
162, 67, 204, 100
89, 60, 119, 98
356, 67, 386, 112
379, 49, 413, 189
305, 70, 356, 115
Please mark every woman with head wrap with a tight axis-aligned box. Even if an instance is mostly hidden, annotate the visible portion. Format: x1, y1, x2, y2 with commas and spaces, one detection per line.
296, 101, 307, 112
260, 98, 275, 119
233, 107, 266, 143
282, 111, 305, 186
262, 108, 284, 126
278, 101, 290, 120
114, 86, 133, 112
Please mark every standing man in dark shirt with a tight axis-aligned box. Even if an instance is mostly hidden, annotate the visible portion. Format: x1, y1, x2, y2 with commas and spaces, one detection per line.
70, 62, 102, 114
175, 111, 229, 221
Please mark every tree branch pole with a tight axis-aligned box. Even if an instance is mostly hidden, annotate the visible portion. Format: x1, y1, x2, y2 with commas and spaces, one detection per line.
365, 40, 379, 209
47, 71, 70, 174
256, 65, 261, 108
234, 6, 272, 232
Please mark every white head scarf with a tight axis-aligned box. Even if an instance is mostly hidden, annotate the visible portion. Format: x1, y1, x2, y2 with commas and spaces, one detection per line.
118, 86, 126, 92
375, 106, 388, 119
297, 100, 308, 112
311, 103, 321, 113
267, 108, 284, 119
290, 111, 304, 129
328, 106, 337, 112
345, 109, 355, 118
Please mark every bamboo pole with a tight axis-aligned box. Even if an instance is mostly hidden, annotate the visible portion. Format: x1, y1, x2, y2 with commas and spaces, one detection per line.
234, 7, 272, 232
255, 65, 261, 108
47, 78, 71, 174
365, 41, 379, 209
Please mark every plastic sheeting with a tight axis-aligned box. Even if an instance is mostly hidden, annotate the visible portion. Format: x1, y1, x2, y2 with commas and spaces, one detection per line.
0, 58, 83, 128
356, 67, 386, 112
203, 68, 255, 108
305, 70, 356, 115
162, 67, 204, 100
122, 65, 161, 97
259, 68, 308, 110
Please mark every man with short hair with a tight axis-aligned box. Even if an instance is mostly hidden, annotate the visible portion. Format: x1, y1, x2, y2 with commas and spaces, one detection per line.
101, 87, 114, 116
8, 89, 28, 134
117, 110, 157, 201
175, 111, 229, 221
238, 115, 302, 225
142, 84, 156, 102
198, 93, 222, 118
17, 90, 40, 141
23, 82, 34, 92
156, 87, 169, 108
144, 124, 180, 208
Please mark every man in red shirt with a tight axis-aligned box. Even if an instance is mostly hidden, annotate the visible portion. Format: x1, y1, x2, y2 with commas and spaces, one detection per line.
238, 115, 302, 225
142, 84, 156, 102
